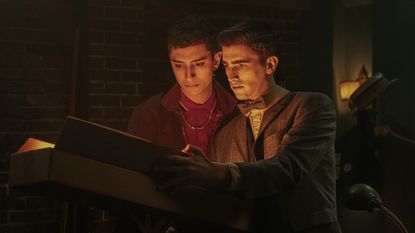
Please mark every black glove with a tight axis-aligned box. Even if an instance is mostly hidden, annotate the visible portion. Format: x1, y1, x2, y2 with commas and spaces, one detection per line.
153, 144, 231, 194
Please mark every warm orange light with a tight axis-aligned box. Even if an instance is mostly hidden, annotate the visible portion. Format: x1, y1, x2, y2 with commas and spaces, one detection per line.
17, 138, 55, 153
339, 81, 360, 101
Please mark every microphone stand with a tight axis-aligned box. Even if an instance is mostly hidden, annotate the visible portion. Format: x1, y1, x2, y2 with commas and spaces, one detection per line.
378, 205, 408, 233
371, 199, 409, 233
344, 184, 410, 233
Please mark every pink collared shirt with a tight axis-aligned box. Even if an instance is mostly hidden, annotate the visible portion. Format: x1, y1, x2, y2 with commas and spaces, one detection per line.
179, 91, 223, 156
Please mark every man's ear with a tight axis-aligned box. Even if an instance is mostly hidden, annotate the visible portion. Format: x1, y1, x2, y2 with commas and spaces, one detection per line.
213, 51, 222, 71
265, 56, 278, 75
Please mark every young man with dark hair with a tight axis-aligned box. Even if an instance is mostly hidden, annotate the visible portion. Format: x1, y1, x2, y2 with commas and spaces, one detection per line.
116, 16, 236, 233
128, 15, 236, 156
155, 20, 342, 233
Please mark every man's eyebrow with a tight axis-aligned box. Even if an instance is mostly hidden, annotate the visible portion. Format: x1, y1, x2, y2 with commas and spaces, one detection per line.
233, 59, 251, 63
171, 59, 184, 63
191, 56, 209, 62
223, 59, 251, 64
171, 55, 209, 63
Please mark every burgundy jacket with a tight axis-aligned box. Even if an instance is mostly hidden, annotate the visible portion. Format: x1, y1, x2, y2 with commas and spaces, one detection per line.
127, 81, 237, 151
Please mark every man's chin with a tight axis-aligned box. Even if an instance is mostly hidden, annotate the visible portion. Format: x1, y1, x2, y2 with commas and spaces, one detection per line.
183, 89, 202, 96
234, 94, 247, 101
181, 90, 211, 102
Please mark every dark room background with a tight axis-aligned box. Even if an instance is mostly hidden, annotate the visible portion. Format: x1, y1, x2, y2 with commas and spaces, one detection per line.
1, 0, 414, 233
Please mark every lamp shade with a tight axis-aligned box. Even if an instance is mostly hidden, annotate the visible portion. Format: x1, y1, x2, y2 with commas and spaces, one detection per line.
340, 80, 360, 101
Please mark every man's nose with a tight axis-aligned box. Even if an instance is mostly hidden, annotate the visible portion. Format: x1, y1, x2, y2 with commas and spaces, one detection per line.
226, 67, 238, 81
185, 65, 196, 79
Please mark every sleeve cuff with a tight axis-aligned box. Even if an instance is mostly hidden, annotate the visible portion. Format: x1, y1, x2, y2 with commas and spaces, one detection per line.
227, 163, 242, 191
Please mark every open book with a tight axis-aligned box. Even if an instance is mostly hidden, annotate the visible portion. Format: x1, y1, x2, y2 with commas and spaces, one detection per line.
54, 116, 187, 174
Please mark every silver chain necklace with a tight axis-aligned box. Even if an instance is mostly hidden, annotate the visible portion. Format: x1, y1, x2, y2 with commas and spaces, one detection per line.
178, 101, 217, 130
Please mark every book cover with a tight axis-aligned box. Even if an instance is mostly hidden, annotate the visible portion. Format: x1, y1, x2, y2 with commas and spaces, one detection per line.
54, 116, 187, 174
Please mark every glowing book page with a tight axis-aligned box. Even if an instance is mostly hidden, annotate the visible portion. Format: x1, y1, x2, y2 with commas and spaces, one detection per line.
17, 138, 55, 153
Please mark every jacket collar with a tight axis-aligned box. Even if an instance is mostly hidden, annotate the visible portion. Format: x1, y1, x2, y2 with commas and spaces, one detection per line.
160, 80, 237, 114
237, 84, 289, 117
233, 90, 293, 156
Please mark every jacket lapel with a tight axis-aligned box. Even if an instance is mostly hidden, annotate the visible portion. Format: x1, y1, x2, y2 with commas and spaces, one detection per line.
232, 115, 252, 162
256, 93, 293, 139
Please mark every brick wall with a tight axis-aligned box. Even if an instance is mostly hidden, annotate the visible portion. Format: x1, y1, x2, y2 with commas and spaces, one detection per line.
0, 0, 73, 232
86, 0, 145, 131
1, 0, 302, 232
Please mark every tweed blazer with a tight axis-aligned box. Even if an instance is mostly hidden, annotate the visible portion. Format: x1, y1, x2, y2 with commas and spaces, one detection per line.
209, 91, 341, 233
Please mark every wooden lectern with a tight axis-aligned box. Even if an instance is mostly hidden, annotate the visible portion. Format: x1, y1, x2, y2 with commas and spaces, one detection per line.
8, 117, 252, 233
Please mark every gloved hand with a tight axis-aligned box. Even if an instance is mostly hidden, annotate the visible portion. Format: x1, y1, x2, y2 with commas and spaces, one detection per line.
153, 144, 231, 194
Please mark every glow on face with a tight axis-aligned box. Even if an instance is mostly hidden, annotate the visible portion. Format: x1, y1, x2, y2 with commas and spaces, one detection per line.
170, 44, 217, 104
222, 44, 270, 101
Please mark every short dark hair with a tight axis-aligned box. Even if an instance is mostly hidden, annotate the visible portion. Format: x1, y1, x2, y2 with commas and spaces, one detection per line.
217, 19, 279, 62
167, 15, 218, 53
